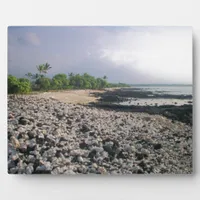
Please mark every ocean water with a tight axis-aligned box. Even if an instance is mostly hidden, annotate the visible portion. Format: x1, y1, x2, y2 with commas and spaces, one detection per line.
131, 85, 193, 95
118, 85, 193, 106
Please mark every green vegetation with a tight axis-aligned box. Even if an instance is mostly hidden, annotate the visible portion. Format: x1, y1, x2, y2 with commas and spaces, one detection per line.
8, 75, 31, 94
8, 63, 130, 94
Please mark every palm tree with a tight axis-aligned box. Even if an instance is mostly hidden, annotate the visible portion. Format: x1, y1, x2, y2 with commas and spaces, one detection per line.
68, 72, 74, 77
43, 62, 52, 74
25, 72, 33, 79
103, 75, 107, 80
36, 64, 45, 74
36, 63, 51, 74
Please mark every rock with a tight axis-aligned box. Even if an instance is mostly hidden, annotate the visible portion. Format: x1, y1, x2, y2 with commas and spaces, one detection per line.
25, 164, 34, 174
92, 163, 98, 169
57, 112, 64, 120
27, 130, 37, 139
88, 167, 97, 174
77, 156, 84, 163
135, 152, 144, 160
81, 124, 90, 132
9, 167, 18, 174
17, 160, 26, 174
52, 167, 65, 175
35, 161, 52, 174
140, 148, 150, 157
8, 160, 16, 169
88, 149, 97, 160
70, 149, 88, 157
27, 139, 36, 152
19, 143, 27, 153
42, 148, 56, 158
64, 170, 76, 175
79, 141, 89, 149
46, 135, 56, 146
132, 165, 143, 173
98, 167, 107, 174
7, 96, 193, 175
124, 144, 135, 153
27, 155, 36, 163
103, 142, 115, 156
92, 147, 104, 153
36, 122, 43, 127
135, 143, 143, 150
10, 136, 20, 149
37, 133, 45, 144
153, 143, 162, 150
18, 117, 29, 125
8, 113, 15, 119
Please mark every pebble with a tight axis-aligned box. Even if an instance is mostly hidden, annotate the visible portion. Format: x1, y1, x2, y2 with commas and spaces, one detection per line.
7, 96, 193, 174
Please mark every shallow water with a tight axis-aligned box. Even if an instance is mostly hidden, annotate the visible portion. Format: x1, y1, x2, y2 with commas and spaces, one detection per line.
131, 85, 193, 95
118, 85, 193, 106
118, 98, 192, 106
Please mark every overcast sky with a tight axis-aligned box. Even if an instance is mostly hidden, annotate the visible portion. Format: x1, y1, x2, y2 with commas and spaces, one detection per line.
8, 26, 192, 84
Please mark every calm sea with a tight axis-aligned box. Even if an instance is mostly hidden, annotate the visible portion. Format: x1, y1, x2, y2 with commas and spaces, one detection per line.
130, 85, 193, 95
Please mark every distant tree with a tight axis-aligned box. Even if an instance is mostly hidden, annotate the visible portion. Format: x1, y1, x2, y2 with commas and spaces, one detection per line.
25, 72, 33, 79
103, 75, 107, 80
52, 73, 69, 89
43, 62, 52, 73
19, 78, 30, 83
36, 63, 51, 75
36, 64, 45, 74
35, 77, 51, 91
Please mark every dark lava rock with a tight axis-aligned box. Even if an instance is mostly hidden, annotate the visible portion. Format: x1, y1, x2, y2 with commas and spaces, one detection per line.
18, 117, 29, 125
88, 149, 97, 160
36, 122, 43, 127
117, 151, 128, 159
46, 135, 56, 146
19, 143, 27, 153
79, 141, 89, 149
135, 152, 144, 160
153, 143, 162, 150
36, 133, 45, 144
35, 162, 52, 174
27, 139, 36, 152
81, 124, 90, 132
27, 130, 37, 139
8, 160, 16, 169
25, 164, 34, 174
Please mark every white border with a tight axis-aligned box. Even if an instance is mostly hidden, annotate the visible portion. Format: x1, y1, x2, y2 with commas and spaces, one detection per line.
1, 0, 199, 200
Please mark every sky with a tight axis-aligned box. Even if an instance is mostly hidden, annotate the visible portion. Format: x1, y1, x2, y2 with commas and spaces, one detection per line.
8, 26, 192, 84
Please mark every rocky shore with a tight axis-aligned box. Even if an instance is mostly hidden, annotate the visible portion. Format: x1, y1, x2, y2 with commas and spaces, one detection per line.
8, 95, 193, 174
90, 88, 193, 125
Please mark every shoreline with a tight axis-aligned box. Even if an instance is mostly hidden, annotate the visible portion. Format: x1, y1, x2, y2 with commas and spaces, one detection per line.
21, 87, 193, 125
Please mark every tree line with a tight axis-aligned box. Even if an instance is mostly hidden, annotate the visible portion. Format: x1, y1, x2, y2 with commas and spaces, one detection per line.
8, 63, 130, 94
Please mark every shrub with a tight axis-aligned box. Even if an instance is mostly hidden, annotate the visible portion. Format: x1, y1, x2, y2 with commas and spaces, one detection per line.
8, 75, 31, 94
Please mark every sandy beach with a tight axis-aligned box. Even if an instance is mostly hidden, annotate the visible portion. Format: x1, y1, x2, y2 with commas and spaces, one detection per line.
30, 89, 105, 104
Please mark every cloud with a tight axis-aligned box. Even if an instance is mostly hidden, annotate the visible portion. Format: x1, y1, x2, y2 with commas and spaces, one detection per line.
25, 32, 40, 46
7, 27, 192, 84
16, 32, 40, 46
96, 27, 192, 83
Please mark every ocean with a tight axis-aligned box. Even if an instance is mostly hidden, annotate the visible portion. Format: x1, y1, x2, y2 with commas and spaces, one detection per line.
130, 85, 193, 95
118, 85, 193, 106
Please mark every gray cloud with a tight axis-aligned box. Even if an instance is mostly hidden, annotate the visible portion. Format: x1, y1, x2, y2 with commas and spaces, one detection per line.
7, 27, 192, 84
